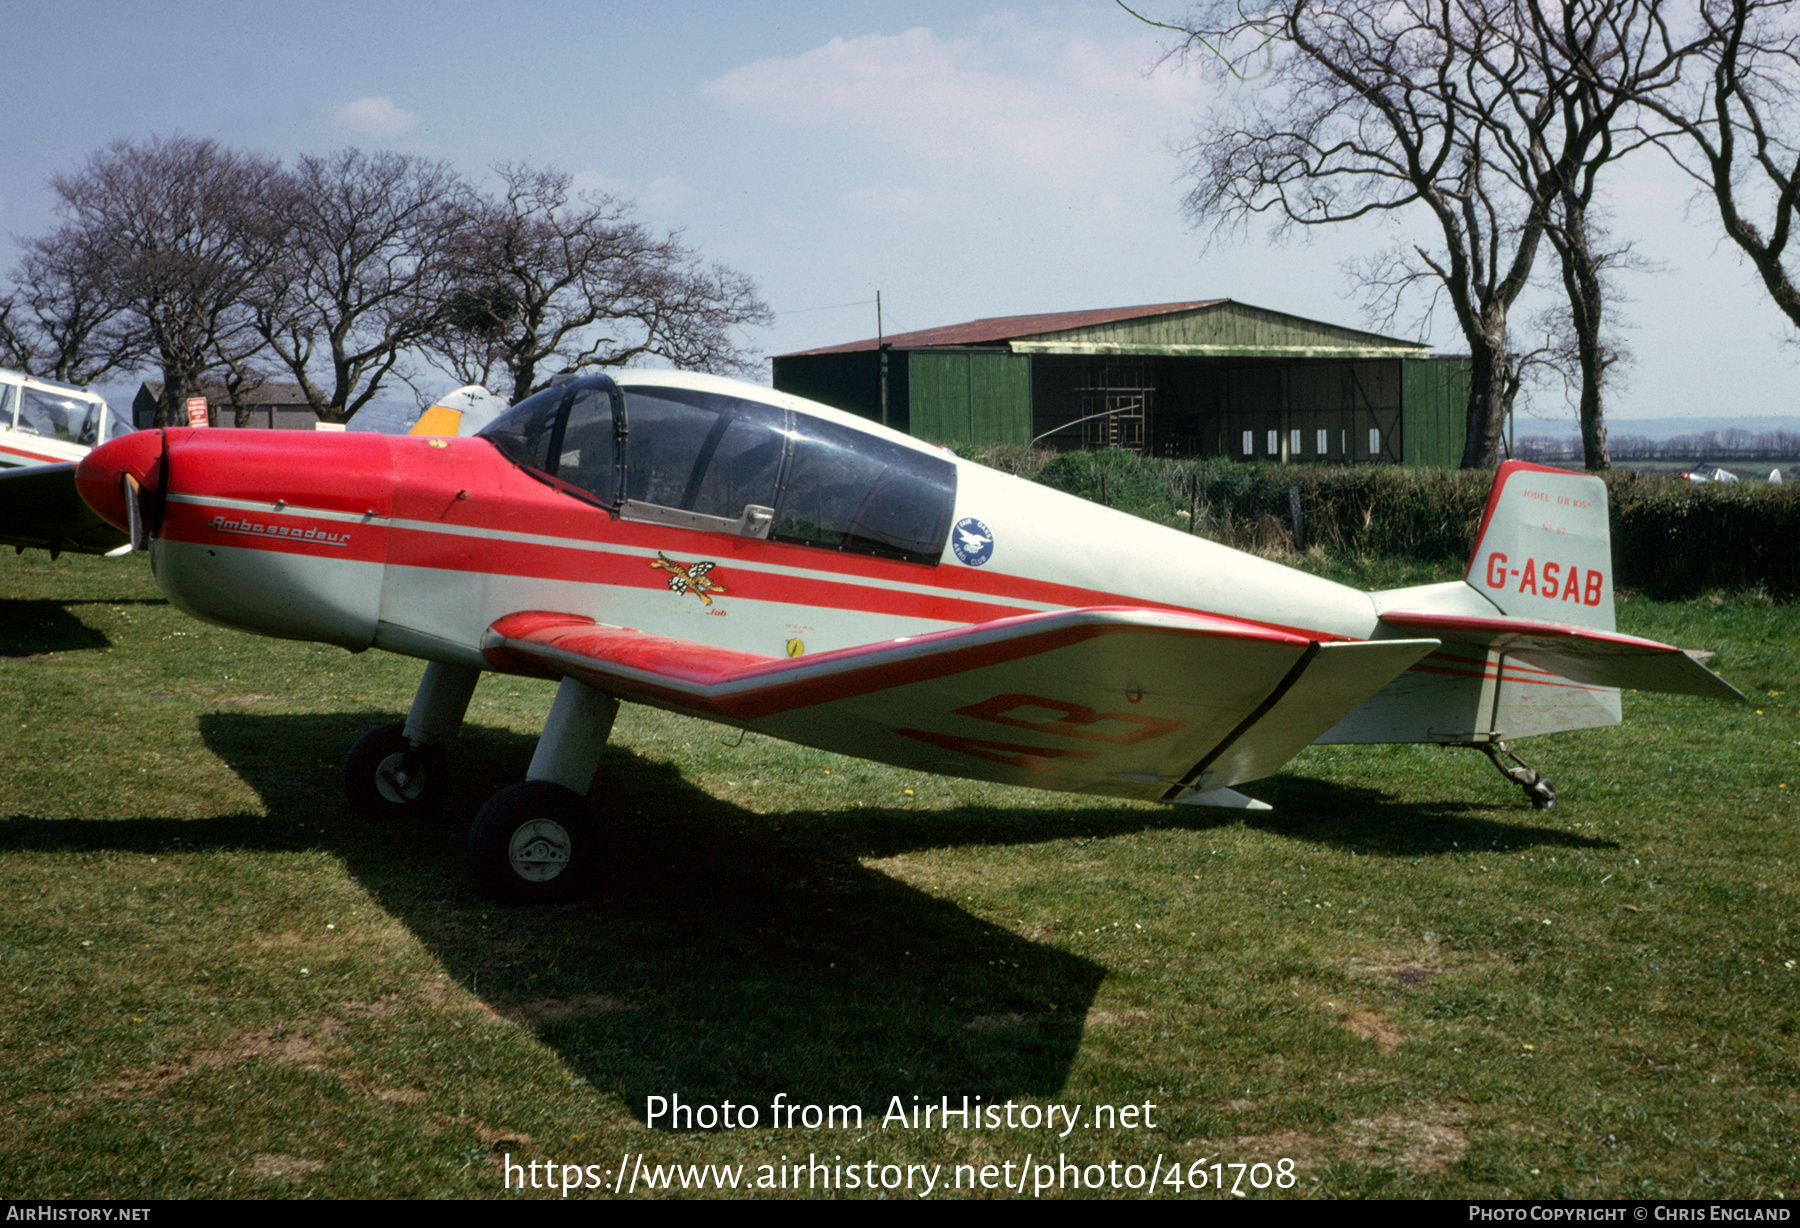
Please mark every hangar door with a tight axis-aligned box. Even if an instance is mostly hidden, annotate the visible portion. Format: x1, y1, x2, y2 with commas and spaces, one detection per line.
907, 350, 1032, 447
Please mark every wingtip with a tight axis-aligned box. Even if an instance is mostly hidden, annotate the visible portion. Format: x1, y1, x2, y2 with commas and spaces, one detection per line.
1172, 786, 1272, 811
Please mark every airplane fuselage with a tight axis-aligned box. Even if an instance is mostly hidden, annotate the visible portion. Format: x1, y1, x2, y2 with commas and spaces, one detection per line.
74, 370, 1735, 900
109, 415, 1400, 673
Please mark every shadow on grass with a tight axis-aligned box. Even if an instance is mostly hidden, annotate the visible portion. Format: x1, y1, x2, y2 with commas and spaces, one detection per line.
0, 709, 1612, 1119
0, 595, 166, 656
1251, 774, 1620, 855
0, 598, 114, 655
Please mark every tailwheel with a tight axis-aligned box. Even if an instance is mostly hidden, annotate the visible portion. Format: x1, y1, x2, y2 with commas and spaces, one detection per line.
1480, 741, 1556, 811
343, 723, 449, 820
469, 781, 594, 904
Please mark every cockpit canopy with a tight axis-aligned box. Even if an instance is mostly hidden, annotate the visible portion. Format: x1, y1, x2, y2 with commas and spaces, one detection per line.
0, 372, 133, 447
479, 375, 957, 565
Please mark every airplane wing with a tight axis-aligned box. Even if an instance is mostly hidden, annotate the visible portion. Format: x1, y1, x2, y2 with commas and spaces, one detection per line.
1378, 611, 1744, 702
482, 607, 1440, 805
0, 462, 130, 557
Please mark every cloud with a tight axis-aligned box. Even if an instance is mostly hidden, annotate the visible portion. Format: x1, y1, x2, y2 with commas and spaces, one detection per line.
332, 96, 420, 137
703, 18, 1206, 182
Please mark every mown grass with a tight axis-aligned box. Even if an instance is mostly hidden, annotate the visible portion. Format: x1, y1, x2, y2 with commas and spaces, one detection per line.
0, 549, 1795, 1199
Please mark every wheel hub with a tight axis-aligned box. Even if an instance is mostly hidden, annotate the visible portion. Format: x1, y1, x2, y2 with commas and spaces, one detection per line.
508, 819, 572, 882
374, 751, 425, 803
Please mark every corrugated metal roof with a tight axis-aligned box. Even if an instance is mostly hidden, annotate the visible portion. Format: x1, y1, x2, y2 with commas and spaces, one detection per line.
783, 300, 1230, 355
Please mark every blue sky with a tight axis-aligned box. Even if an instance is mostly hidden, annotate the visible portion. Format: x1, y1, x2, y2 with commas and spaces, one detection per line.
2, 0, 1794, 425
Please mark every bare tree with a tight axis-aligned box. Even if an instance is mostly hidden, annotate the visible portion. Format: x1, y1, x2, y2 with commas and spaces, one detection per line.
1173, 0, 1560, 466
0, 293, 22, 372
0, 221, 145, 385
1518, 291, 1632, 431
48, 135, 282, 426
251, 149, 472, 423
1470, 0, 1702, 469
1620, 0, 1800, 333
428, 164, 772, 404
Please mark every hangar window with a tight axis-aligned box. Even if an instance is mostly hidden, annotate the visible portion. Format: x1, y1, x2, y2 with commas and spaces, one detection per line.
1266, 430, 1279, 456
1241, 431, 1254, 456
1369, 427, 1382, 457
1316, 428, 1329, 455
1289, 429, 1302, 456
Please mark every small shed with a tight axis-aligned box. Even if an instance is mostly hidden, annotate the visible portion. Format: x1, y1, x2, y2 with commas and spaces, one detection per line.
773, 299, 1471, 466
133, 381, 319, 430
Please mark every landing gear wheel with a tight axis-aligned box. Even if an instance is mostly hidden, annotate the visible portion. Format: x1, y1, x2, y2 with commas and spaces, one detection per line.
469, 781, 594, 904
1479, 741, 1556, 811
343, 723, 448, 820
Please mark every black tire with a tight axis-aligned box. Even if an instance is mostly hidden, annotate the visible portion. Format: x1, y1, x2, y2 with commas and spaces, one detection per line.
343, 723, 449, 820
468, 781, 594, 904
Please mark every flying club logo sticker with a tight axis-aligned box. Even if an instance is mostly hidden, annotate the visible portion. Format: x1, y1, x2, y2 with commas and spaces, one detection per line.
651, 553, 726, 605
951, 517, 994, 566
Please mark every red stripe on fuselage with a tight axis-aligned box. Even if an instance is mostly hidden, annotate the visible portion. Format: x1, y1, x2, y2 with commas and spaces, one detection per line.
393, 524, 1033, 624
148, 430, 1361, 639
1405, 661, 1610, 691
162, 499, 390, 563
0, 440, 66, 466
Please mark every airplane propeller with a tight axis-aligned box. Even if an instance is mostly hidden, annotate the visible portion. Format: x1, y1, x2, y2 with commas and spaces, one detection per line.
121, 473, 144, 551
118, 428, 168, 552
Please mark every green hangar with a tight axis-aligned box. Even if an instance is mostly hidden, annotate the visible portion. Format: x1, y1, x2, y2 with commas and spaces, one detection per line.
772, 299, 1471, 466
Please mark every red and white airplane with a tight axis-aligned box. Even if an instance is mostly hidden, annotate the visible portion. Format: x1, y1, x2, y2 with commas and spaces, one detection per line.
0, 367, 137, 556
73, 370, 1740, 902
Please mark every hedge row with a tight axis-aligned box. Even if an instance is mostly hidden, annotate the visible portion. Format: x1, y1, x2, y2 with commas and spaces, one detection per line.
993, 448, 1800, 600
1607, 470, 1800, 599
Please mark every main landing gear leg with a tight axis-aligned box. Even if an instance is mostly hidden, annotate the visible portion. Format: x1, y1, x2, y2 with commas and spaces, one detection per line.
342, 662, 480, 820
1480, 741, 1557, 810
403, 660, 482, 750
470, 678, 619, 904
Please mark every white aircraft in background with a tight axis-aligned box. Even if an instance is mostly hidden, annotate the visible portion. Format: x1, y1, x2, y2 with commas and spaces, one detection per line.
0, 367, 137, 556
75, 370, 1742, 903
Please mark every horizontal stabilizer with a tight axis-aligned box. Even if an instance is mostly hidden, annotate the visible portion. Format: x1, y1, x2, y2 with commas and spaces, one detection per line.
483, 606, 1439, 802
1379, 612, 1744, 702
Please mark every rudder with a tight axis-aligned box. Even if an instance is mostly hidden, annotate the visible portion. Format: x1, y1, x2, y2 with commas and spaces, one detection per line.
1464, 461, 1614, 632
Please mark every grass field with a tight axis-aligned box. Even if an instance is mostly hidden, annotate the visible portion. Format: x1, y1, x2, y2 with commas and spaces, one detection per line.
0, 549, 1795, 1199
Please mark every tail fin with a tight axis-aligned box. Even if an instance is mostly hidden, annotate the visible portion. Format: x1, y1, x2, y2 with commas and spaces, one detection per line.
409, 385, 508, 439
1464, 461, 1614, 631
1323, 462, 1740, 747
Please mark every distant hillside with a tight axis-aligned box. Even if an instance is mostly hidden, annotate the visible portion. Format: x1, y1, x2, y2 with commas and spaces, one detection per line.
1519, 415, 1800, 441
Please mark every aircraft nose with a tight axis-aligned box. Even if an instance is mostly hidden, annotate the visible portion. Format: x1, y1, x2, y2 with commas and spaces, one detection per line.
75, 429, 166, 531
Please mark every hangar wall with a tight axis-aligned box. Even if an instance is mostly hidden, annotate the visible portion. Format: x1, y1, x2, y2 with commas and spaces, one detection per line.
771, 301, 1472, 466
